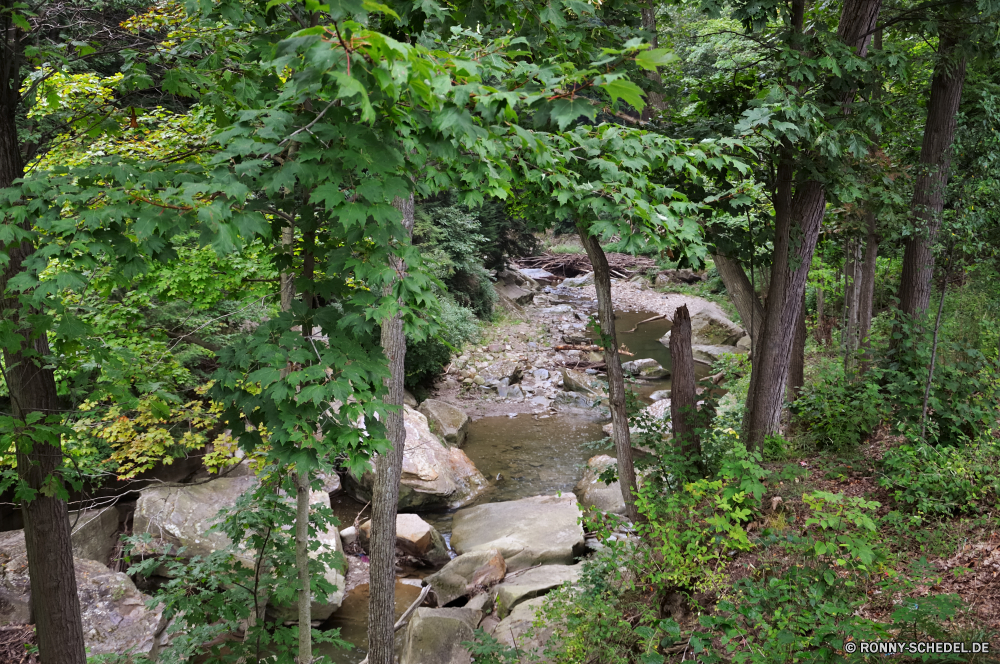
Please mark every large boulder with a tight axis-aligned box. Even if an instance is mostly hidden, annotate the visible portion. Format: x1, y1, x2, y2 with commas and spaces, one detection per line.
418, 399, 470, 447
602, 398, 671, 438
574, 455, 626, 515
561, 272, 595, 287
497, 283, 534, 306
493, 597, 557, 660
425, 549, 507, 606
68, 507, 120, 564
690, 310, 744, 346
450, 495, 585, 571
691, 344, 748, 366
134, 476, 345, 621
400, 607, 483, 664
359, 514, 450, 566
492, 563, 583, 618
347, 406, 488, 510
620, 358, 668, 379
0, 531, 167, 654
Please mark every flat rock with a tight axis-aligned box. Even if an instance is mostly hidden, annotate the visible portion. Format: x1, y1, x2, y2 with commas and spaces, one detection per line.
493, 596, 557, 660
562, 272, 595, 287
67, 507, 120, 565
497, 283, 535, 306
574, 455, 626, 515
561, 368, 606, 397
400, 607, 483, 664
691, 344, 748, 365
480, 360, 522, 386
418, 399, 470, 447
621, 358, 668, 379
359, 514, 450, 566
690, 310, 744, 346
0, 531, 167, 654
737, 335, 752, 350
493, 563, 583, 617
347, 406, 488, 510
519, 268, 558, 285
450, 495, 585, 571
425, 549, 507, 606
649, 389, 670, 401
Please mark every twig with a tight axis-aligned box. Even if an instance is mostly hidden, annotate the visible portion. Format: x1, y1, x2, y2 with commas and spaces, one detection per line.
621, 314, 666, 334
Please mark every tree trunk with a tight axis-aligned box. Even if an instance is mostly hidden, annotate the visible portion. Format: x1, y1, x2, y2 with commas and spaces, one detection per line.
843, 239, 861, 373
921, 254, 953, 440
787, 290, 807, 400
0, 100, 87, 663
669, 305, 700, 460
578, 227, 639, 522
639, 1, 664, 119
294, 470, 312, 662
816, 285, 825, 344
712, 253, 764, 344
896, 32, 967, 320
857, 213, 879, 373
368, 193, 416, 664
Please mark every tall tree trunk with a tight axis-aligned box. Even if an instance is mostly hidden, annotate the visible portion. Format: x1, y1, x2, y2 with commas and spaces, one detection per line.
787, 290, 807, 400
857, 213, 879, 373
294, 470, 312, 662
815, 285, 825, 344
742, 0, 881, 448
669, 305, 701, 460
0, 101, 87, 662
843, 238, 861, 373
896, 32, 967, 320
578, 227, 639, 522
368, 194, 416, 664
712, 253, 764, 344
921, 252, 953, 440
639, 0, 664, 119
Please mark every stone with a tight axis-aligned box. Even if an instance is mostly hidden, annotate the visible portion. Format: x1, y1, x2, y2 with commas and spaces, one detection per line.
359, 514, 450, 566
620, 358, 668, 379
691, 344, 748, 365
561, 368, 606, 397
493, 597, 556, 659
425, 548, 507, 606
450, 495, 585, 571
68, 507, 120, 564
654, 268, 704, 287
340, 526, 358, 546
0, 531, 167, 654
400, 607, 483, 664
480, 360, 522, 386
497, 283, 535, 306
689, 310, 744, 346
602, 398, 671, 438
561, 272, 595, 287
507, 385, 524, 400
492, 563, 584, 617
519, 268, 558, 285
473, 375, 486, 385
533, 368, 550, 381
404, 389, 418, 407
465, 592, 494, 613
574, 455, 626, 515
346, 406, 488, 510
135, 476, 346, 621
542, 304, 573, 314
737, 335, 752, 350
649, 389, 670, 402
562, 334, 591, 344
419, 399, 470, 447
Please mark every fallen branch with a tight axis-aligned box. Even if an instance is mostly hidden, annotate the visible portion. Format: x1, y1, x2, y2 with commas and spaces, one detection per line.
357, 585, 432, 664
554, 344, 603, 351
621, 314, 666, 334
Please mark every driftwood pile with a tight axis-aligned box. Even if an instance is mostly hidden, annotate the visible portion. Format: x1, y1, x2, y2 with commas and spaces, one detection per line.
0, 625, 38, 664
517, 252, 658, 278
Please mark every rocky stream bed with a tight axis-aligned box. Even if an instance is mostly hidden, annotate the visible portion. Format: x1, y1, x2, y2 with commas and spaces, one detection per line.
0, 268, 749, 663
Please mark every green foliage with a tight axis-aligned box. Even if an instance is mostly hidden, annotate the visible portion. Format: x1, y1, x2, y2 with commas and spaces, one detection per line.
879, 440, 1000, 516
404, 296, 480, 390
791, 364, 888, 450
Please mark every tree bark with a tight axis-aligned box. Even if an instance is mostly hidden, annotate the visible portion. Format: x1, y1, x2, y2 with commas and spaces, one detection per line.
0, 95, 87, 663
294, 470, 312, 662
368, 193, 416, 664
578, 227, 639, 522
639, 0, 665, 119
712, 253, 764, 344
921, 253, 953, 440
669, 305, 700, 460
843, 238, 861, 373
857, 212, 879, 373
896, 32, 967, 320
816, 285, 825, 344
787, 290, 807, 400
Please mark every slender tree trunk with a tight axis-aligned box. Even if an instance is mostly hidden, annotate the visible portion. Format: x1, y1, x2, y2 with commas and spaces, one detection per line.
368, 194, 416, 664
669, 305, 701, 460
578, 227, 639, 522
816, 285, 825, 344
712, 253, 764, 343
896, 32, 967, 320
857, 213, 879, 373
295, 470, 312, 662
921, 256, 953, 440
0, 99, 86, 662
787, 290, 807, 400
843, 239, 861, 373
640, 0, 665, 119
281, 224, 295, 311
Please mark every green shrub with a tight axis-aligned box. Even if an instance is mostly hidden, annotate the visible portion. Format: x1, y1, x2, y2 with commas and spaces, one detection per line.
791, 370, 888, 450
404, 296, 480, 390
879, 440, 1000, 516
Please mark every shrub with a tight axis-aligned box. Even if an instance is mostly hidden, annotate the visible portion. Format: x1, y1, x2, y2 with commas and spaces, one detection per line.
791, 369, 888, 450
879, 440, 1000, 516
404, 296, 480, 390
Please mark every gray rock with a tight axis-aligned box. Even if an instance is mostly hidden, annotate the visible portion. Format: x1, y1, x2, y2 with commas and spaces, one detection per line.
654, 269, 704, 287
419, 399, 470, 447
649, 389, 671, 402
135, 475, 346, 621
69, 507, 120, 564
404, 389, 418, 407
562, 272, 595, 287
493, 563, 583, 617
691, 344, 748, 365
507, 385, 524, 400
359, 514, 450, 566
533, 368, 550, 381
450, 495, 585, 571
497, 283, 535, 305
690, 310, 744, 346
347, 406, 488, 510
621, 358, 668, 379
737, 335, 752, 350
542, 304, 573, 314
400, 607, 483, 664
574, 455, 626, 515
561, 368, 606, 397
425, 549, 507, 606
480, 360, 522, 386
492, 597, 557, 660
0, 531, 167, 654
519, 268, 557, 285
